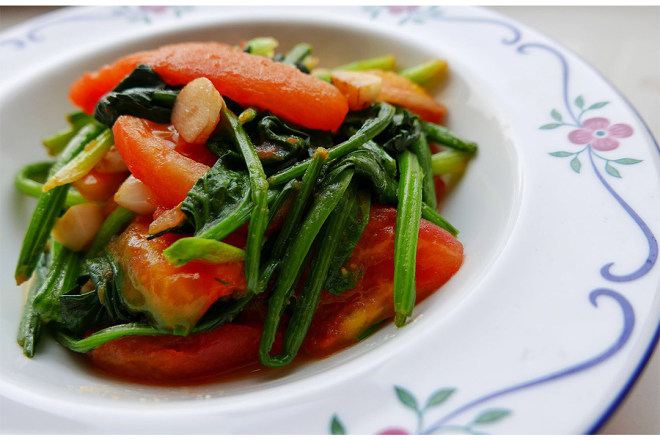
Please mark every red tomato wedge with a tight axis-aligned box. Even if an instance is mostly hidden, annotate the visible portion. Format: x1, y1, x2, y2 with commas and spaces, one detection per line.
107, 216, 246, 333
70, 42, 349, 131
366, 70, 448, 123
302, 206, 463, 357
113, 116, 210, 208
88, 324, 263, 383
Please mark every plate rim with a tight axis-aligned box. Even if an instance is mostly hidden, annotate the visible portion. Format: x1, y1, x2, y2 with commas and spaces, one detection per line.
0, 5, 658, 434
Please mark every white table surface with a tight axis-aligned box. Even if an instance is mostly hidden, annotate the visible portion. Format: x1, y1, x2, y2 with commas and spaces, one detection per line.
0, 5, 658, 435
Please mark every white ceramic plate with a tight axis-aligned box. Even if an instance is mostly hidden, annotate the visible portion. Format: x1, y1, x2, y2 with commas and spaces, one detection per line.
0, 6, 658, 435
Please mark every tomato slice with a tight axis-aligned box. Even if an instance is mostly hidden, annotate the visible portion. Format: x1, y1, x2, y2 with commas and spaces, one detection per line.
88, 323, 263, 383
108, 216, 246, 333
70, 42, 348, 131
113, 116, 210, 208
302, 206, 463, 357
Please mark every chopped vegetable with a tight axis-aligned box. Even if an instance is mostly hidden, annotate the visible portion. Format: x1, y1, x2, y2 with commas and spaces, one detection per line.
171, 77, 224, 144
331, 71, 383, 111
399, 59, 448, 86
112, 116, 209, 208
52, 203, 105, 251
14, 38, 478, 382
70, 42, 349, 131
366, 69, 448, 123
113, 175, 156, 214
15, 122, 105, 284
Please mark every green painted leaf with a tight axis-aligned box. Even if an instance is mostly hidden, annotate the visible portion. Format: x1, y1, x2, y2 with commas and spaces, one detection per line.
424, 388, 455, 408
330, 415, 346, 435
575, 95, 584, 108
606, 163, 622, 178
540, 123, 562, 130
551, 109, 562, 121
570, 156, 581, 173
473, 409, 511, 425
587, 101, 609, 110
549, 151, 574, 157
395, 386, 419, 411
613, 158, 642, 165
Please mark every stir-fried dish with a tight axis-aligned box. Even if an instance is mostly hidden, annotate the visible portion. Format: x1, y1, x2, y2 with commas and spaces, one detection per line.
14, 38, 477, 383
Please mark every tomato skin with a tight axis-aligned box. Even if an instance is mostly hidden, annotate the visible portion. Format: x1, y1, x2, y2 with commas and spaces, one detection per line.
69, 42, 348, 131
108, 216, 246, 332
88, 324, 263, 383
113, 116, 210, 208
302, 206, 463, 357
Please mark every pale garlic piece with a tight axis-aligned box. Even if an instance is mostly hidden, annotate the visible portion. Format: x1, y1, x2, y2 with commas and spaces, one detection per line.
330, 71, 382, 111
171, 77, 224, 144
114, 175, 156, 214
93, 145, 129, 173
52, 203, 105, 251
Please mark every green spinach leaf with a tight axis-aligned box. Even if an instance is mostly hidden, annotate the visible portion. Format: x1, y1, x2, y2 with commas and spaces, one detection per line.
94, 64, 179, 127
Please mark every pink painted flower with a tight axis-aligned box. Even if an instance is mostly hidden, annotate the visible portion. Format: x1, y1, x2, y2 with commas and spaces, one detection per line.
387, 6, 419, 14
568, 118, 633, 151
139, 6, 168, 13
378, 428, 410, 435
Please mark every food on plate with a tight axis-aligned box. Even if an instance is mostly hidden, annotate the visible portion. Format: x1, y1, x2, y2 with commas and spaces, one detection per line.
14, 38, 477, 383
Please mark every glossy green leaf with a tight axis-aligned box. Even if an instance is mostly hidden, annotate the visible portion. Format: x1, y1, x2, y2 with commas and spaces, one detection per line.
395, 386, 419, 411
472, 409, 511, 425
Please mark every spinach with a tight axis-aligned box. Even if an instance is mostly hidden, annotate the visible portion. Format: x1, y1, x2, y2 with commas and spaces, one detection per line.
59, 288, 113, 336
58, 251, 137, 335
84, 252, 135, 323
323, 189, 371, 294
33, 241, 82, 324
374, 107, 421, 156
180, 159, 252, 237
331, 144, 398, 204
17, 254, 49, 357
94, 64, 179, 127
254, 115, 310, 170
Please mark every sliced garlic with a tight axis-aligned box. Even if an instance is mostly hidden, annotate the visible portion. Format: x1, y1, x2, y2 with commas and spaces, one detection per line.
330, 71, 383, 111
172, 77, 224, 144
52, 203, 105, 251
114, 175, 156, 214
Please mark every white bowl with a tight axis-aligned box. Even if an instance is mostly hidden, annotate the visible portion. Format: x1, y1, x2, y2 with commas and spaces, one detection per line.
0, 6, 658, 435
